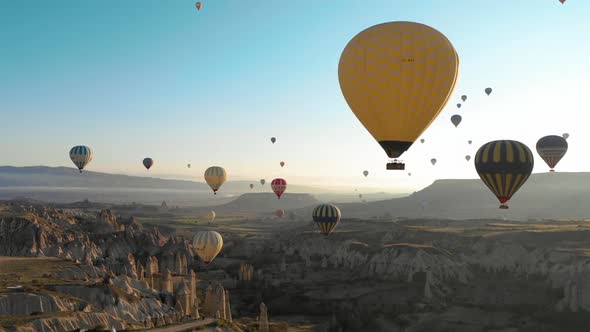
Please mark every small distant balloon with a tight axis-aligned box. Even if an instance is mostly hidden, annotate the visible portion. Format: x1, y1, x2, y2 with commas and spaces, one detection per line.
456, 103, 461, 109
363, 170, 369, 177
358, 194, 363, 199
431, 158, 437, 166
468, 140, 472, 145
195, 2, 202, 10
465, 155, 471, 162
271, 137, 276, 144
451, 114, 462, 127
69, 145, 93, 173
204, 166, 227, 195
271, 178, 287, 199
249, 184, 254, 189
485, 87, 492, 96
260, 179, 266, 186
408, 172, 412, 176
562, 133, 570, 140
143, 158, 154, 170
280, 161, 285, 168
187, 163, 191, 168
461, 95, 467, 102
420, 139, 425, 144
276, 209, 285, 218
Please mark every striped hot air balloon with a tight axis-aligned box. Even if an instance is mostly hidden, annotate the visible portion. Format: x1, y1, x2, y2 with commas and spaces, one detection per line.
475, 140, 534, 209
312, 204, 342, 236
204, 166, 227, 195
69, 145, 93, 173
271, 178, 287, 199
536, 135, 568, 172
192, 231, 223, 265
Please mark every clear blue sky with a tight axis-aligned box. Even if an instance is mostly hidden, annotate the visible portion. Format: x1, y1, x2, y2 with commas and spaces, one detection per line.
1, 0, 589, 193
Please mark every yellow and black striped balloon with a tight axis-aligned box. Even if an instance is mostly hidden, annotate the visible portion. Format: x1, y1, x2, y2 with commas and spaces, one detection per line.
312, 204, 342, 236
474, 140, 534, 209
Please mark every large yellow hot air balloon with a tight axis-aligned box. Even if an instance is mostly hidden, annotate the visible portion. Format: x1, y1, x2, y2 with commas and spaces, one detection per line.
193, 231, 223, 265
204, 166, 227, 195
339, 21, 459, 169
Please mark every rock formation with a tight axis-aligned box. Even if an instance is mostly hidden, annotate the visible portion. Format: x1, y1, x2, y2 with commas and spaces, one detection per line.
259, 302, 269, 332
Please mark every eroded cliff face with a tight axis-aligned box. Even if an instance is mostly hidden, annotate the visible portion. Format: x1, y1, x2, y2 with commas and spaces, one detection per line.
0, 206, 227, 331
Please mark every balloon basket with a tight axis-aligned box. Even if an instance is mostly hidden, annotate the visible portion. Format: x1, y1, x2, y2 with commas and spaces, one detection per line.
386, 161, 405, 170
499, 205, 509, 210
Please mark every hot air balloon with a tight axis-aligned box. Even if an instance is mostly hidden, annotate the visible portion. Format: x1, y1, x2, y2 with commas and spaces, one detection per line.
431, 158, 437, 166
461, 95, 467, 102
358, 194, 363, 199
562, 133, 570, 140
420, 139, 425, 144
451, 114, 462, 127
363, 170, 369, 177
338, 21, 459, 170
312, 204, 342, 236
408, 172, 412, 176
559, 0, 566, 3
475, 140, 534, 209
536, 135, 568, 172
204, 166, 227, 195
465, 155, 471, 162
276, 209, 285, 218
271, 137, 276, 144
249, 183, 254, 189
468, 140, 473, 145
195, 2, 202, 10
271, 178, 287, 199
485, 87, 492, 96
280, 161, 285, 168
260, 179, 265, 186
456, 103, 461, 109
143, 158, 154, 170
69, 145, 93, 173
205, 210, 216, 223
192, 231, 223, 265
187, 163, 191, 168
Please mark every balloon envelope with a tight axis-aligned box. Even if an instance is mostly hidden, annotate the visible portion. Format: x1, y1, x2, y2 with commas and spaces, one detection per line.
338, 21, 459, 159
187, 163, 191, 168
562, 133, 569, 140
260, 179, 265, 185
536, 135, 568, 171
420, 139, 425, 144
70, 146, 93, 172
461, 95, 467, 102
204, 166, 227, 194
249, 184, 254, 189
465, 155, 471, 161
312, 204, 342, 236
485, 87, 492, 95
205, 210, 216, 222
451, 114, 462, 127
192, 231, 223, 264
143, 158, 154, 170
475, 140, 534, 209
271, 137, 276, 144
431, 158, 437, 165
280, 161, 285, 168
195, 2, 202, 10
456, 103, 461, 108
363, 170, 369, 177
271, 178, 287, 199
468, 140, 472, 145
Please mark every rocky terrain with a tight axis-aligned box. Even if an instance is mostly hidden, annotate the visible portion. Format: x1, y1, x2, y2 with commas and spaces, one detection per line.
2, 199, 590, 331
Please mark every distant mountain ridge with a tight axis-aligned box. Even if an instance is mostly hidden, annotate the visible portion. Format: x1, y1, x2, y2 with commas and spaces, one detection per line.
338, 172, 590, 220
0, 166, 316, 193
